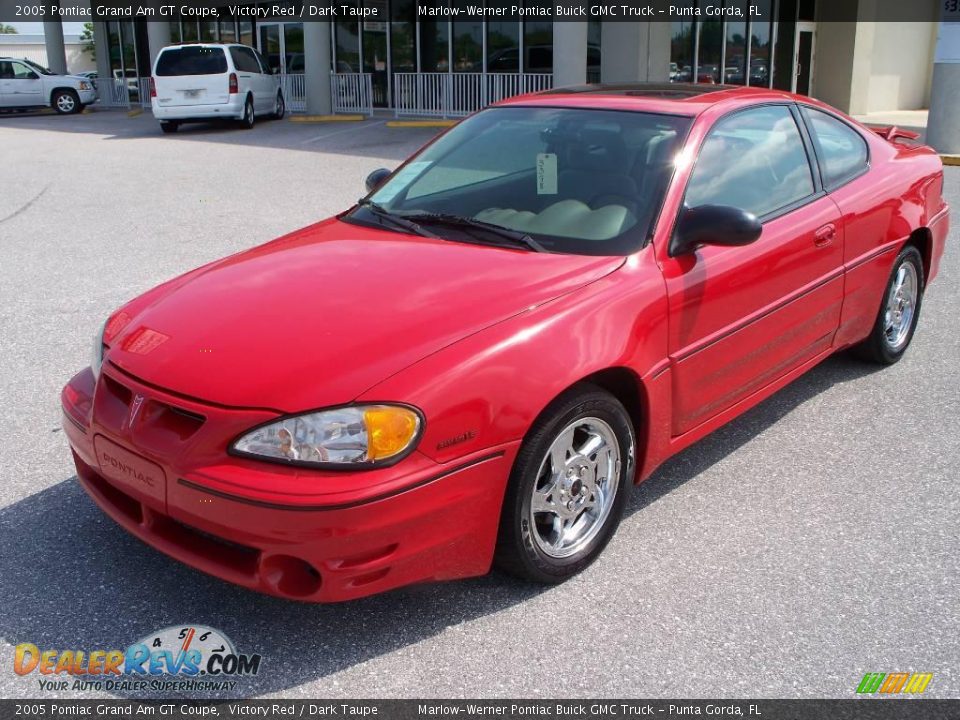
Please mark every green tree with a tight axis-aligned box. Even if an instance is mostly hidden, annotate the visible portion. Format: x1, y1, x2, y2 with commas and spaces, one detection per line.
80, 21, 95, 60
0, 23, 19, 34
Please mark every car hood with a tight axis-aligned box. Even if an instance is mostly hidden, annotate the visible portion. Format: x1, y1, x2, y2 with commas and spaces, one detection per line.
106, 219, 624, 412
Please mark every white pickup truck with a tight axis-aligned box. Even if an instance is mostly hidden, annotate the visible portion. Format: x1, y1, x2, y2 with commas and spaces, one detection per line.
0, 57, 97, 114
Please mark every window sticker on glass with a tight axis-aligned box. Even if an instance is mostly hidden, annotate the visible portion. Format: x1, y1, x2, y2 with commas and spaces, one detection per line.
536, 153, 558, 195
374, 161, 433, 203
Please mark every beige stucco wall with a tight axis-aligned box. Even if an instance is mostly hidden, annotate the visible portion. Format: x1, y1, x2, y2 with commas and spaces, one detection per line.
812, 0, 936, 114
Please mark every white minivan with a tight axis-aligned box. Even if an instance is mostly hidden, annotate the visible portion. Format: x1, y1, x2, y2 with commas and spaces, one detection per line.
151, 44, 284, 134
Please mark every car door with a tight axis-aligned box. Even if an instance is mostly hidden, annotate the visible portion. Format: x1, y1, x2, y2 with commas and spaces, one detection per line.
253, 48, 279, 109
659, 104, 844, 437
235, 46, 269, 112
0, 61, 45, 107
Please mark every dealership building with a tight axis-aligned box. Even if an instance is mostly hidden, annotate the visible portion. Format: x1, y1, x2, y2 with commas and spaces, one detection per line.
35, 0, 945, 118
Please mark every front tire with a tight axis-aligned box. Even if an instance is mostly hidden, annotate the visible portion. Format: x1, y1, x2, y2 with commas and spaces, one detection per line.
495, 385, 635, 583
273, 91, 285, 120
52, 90, 80, 115
854, 245, 924, 365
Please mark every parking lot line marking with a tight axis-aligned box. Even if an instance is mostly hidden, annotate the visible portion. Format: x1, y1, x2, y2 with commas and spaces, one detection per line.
300, 120, 387, 146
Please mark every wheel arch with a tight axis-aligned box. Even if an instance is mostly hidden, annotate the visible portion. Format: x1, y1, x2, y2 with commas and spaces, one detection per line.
905, 226, 933, 284
534, 366, 651, 484
49, 86, 79, 101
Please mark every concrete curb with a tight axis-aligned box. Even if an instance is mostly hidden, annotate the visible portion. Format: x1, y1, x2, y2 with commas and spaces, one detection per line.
941, 155, 960, 167
126, 108, 143, 118
289, 114, 365, 123
386, 119, 457, 128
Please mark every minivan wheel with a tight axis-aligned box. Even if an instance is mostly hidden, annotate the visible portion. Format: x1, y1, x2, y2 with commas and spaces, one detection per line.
495, 385, 635, 583
854, 245, 925, 365
159, 120, 179, 134
240, 97, 254, 129
52, 90, 80, 115
273, 92, 285, 120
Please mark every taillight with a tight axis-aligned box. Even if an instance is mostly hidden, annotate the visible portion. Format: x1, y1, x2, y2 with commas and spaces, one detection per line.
228, 72, 238, 94
149, 77, 156, 98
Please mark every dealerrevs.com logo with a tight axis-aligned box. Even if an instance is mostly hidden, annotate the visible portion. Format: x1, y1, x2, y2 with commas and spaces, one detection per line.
14, 625, 261, 693
856, 672, 933, 695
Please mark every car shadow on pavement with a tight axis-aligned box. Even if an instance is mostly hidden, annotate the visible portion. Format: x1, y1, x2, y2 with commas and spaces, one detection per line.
0, 352, 878, 699
0, 110, 439, 161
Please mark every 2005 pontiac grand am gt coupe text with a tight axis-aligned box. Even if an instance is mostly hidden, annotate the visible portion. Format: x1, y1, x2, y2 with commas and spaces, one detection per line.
62, 84, 948, 602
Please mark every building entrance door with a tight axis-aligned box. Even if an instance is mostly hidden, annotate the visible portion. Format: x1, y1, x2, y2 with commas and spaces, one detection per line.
258, 22, 305, 75
793, 21, 816, 95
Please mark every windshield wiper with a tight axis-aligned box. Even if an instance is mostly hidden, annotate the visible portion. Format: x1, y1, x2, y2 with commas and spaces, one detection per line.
403, 212, 546, 253
355, 198, 439, 239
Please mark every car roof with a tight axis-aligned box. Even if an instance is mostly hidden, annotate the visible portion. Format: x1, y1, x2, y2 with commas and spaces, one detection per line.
162, 43, 245, 49
498, 83, 805, 117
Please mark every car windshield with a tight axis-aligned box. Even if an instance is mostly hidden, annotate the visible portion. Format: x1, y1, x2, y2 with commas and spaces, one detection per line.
155, 46, 227, 76
22, 59, 55, 76
349, 106, 691, 256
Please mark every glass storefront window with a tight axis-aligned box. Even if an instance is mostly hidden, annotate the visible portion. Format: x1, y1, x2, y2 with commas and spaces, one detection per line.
420, 23, 449, 72
670, 21, 694, 82
180, 20, 198, 43
239, 21, 254, 47
199, 21, 216, 42
587, 20, 601, 82
696, 19, 722, 83
486, 22, 519, 73
722, 0, 748, 84
390, 0, 415, 74
335, 20, 361, 73
749, 0, 773, 87
452, 22, 482, 72
523, 21, 552, 73
773, 0, 798, 90
169, 21, 181, 44
219, 20, 237, 44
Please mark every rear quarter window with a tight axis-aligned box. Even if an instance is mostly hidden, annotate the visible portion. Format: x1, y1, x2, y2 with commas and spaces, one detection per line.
156, 47, 228, 76
801, 106, 869, 189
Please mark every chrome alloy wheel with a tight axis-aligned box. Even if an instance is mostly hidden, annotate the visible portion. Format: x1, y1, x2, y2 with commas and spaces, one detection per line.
883, 261, 918, 351
529, 417, 621, 559
56, 93, 76, 113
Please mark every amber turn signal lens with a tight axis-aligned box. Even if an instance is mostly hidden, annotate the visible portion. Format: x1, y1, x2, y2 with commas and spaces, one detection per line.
364, 406, 421, 461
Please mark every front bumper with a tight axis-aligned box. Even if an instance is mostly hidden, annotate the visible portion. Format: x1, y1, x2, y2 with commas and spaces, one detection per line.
78, 88, 97, 105
62, 365, 517, 602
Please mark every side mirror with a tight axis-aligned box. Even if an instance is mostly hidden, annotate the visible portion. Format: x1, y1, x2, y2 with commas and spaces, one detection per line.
669, 204, 762, 257
365, 168, 392, 194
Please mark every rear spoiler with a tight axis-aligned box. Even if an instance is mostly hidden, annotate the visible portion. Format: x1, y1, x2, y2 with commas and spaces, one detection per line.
869, 125, 921, 142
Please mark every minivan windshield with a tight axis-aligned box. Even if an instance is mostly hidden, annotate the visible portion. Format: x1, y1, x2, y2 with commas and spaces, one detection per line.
349, 106, 691, 256
156, 46, 228, 76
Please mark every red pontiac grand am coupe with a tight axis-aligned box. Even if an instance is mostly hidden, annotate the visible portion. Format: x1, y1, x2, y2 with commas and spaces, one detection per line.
62, 85, 948, 602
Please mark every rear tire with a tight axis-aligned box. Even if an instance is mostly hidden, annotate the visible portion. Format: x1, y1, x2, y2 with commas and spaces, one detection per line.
52, 90, 80, 115
853, 245, 924, 365
159, 120, 179, 134
239, 97, 254, 129
495, 385, 635, 584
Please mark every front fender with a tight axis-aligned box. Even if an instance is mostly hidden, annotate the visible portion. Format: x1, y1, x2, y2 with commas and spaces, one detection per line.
359, 249, 669, 465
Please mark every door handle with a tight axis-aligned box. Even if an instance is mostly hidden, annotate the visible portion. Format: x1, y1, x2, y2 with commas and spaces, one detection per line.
814, 224, 836, 247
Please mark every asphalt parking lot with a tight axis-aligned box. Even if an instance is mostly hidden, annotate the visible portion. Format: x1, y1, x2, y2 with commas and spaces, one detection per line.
0, 109, 957, 700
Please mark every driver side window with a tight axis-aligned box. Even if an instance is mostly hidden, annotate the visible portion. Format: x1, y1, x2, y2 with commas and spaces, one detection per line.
685, 105, 815, 219
11, 62, 38, 80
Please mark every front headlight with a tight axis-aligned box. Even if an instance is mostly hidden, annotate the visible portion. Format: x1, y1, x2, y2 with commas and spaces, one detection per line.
231, 405, 422, 468
91, 321, 106, 380
79, 81, 91, 91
